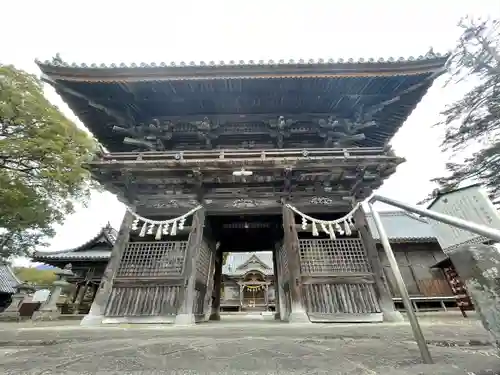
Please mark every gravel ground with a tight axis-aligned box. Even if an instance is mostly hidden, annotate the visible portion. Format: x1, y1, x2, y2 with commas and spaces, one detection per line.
0, 314, 498, 374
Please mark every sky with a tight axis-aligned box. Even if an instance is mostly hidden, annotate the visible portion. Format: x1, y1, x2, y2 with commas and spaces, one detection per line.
2, 0, 499, 265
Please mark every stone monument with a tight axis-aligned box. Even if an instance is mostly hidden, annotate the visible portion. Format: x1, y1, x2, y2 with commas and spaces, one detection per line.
32, 264, 74, 321
0, 282, 35, 321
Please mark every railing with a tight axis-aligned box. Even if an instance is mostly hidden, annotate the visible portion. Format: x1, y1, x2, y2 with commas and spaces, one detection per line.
97, 147, 392, 162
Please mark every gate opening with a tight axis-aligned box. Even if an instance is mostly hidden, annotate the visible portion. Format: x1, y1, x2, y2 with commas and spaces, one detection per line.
208, 215, 281, 320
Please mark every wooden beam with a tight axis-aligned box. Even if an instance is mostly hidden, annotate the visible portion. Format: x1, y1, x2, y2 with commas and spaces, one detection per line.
42, 76, 134, 126
282, 204, 309, 322
175, 208, 205, 324
81, 209, 135, 326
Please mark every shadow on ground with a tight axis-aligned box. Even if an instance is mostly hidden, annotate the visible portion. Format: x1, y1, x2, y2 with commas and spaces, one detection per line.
0, 313, 498, 374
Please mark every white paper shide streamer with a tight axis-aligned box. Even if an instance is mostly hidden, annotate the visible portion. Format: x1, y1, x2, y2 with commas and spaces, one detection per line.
286, 203, 360, 239
129, 205, 203, 240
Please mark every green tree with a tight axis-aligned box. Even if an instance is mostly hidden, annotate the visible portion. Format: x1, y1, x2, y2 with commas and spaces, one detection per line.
0, 65, 96, 260
14, 267, 57, 286
430, 17, 500, 197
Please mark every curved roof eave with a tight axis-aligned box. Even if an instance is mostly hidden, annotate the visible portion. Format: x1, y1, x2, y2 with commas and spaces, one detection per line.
32, 225, 116, 259
0, 264, 21, 294
35, 54, 450, 82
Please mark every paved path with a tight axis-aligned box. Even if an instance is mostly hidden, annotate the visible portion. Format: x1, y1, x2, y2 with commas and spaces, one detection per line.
0, 316, 499, 374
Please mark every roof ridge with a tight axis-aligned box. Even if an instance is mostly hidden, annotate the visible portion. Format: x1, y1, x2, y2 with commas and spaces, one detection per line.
365, 209, 429, 223
34, 224, 116, 256
0, 263, 21, 293
5, 264, 21, 285
35, 51, 450, 70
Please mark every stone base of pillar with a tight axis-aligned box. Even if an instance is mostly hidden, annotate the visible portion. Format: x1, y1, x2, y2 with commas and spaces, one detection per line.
288, 308, 311, 324
80, 314, 103, 326
382, 310, 404, 322
32, 308, 60, 321
209, 311, 221, 321
0, 311, 22, 322
274, 312, 281, 320
175, 313, 196, 326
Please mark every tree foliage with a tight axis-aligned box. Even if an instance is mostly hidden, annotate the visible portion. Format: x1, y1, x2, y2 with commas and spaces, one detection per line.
431, 17, 500, 197
0, 65, 96, 260
14, 267, 57, 286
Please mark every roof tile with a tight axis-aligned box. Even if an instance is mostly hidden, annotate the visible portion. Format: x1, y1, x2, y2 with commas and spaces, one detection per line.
365, 210, 437, 242
35, 52, 449, 70
0, 264, 21, 294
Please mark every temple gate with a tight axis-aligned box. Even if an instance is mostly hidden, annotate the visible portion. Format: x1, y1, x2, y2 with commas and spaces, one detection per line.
36, 53, 448, 325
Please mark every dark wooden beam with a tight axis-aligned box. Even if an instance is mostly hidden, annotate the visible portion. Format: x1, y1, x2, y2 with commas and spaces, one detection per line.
42, 76, 134, 126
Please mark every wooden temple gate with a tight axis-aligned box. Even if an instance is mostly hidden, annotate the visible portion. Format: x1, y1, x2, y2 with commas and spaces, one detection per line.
102, 210, 216, 324
37, 54, 449, 326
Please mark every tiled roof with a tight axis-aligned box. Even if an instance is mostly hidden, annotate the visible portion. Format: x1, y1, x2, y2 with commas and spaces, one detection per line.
33, 224, 116, 262
33, 250, 111, 261
0, 263, 21, 294
223, 252, 273, 276
35, 52, 449, 70
365, 210, 437, 242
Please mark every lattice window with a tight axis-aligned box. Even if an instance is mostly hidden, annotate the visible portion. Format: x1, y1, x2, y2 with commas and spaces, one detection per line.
299, 238, 371, 274
116, 241, 187, 278
196, 241, 211, 282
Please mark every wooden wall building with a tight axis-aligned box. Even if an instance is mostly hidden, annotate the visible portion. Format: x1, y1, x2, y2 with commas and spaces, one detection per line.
0, 263, 21, 312
32, 224, 116, 314
221, 252, 275, 312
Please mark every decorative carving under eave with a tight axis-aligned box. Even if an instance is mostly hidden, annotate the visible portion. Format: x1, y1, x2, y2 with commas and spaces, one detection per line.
227, 199, 262, 208
268, 116, 295, 148
140, 199, 199, 209
113, 119, 174, 151
310, 196, 335, 206
283, 167, 293, 196
153, 200, 180, 209
194, 117, 221, 149
316, 115, 375, 147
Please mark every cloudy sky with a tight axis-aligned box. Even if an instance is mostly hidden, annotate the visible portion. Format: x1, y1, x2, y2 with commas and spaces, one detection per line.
2, 0, 498, 262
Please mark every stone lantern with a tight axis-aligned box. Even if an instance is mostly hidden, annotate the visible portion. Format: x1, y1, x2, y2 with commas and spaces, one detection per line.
32, 263, 74, 321
0, 282, 36, 321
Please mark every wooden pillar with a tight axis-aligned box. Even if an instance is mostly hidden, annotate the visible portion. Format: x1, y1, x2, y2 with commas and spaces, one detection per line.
272, 249, 281, 320
73, 282, 88, 314
239, 284, 244, 311
209, 248, 223, 321
282, 205, 310, 323
203, 243, 216, 321
81, 209, 135, 326
354, 207, 404, 322
90, 283, 98, 304
71, 284, 81, 303
176, 209, 205, 325
264, 284, 269, 309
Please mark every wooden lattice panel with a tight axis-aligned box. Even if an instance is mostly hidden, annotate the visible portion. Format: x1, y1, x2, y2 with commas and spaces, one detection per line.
116, 241, 187, 278
196, 241, 211, 282
302, 283, 381, 314
299, 238, 371, 275
105, 285, 180, 317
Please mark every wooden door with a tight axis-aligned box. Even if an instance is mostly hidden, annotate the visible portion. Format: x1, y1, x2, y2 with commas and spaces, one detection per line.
104, 240, 188, 321
299, 237, 383, 322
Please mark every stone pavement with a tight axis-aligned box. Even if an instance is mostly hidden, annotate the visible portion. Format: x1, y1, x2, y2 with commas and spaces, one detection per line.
0, 314, 499, 374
